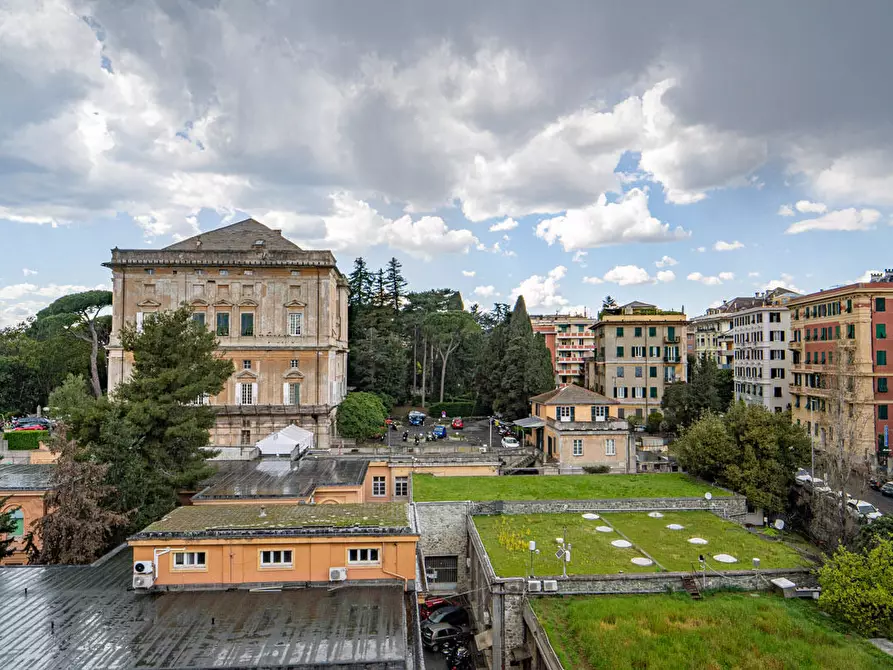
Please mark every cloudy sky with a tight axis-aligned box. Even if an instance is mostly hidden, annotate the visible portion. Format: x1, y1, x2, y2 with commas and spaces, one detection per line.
2, 0, 892, 325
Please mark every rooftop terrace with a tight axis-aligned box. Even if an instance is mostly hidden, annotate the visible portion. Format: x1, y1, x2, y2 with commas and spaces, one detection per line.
0, 549, 409, 669
132, 502, 411, 539
412, 473, 730, 502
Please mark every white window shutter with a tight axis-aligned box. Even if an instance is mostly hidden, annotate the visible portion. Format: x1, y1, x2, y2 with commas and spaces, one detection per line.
235, 383, 242, 405
136, 311, 144, 333
283, 382, 290, 405
252, 383, 258, 405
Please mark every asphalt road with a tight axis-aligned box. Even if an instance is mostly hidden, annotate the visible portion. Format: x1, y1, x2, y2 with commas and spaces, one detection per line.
855, 486, 893, 515
424, 649, 448, 670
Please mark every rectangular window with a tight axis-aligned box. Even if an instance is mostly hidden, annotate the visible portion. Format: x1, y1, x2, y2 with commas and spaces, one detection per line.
372, 476, 386, 497
286, 383, 300, 405
557, 406, 575, 421
240, 383, 254, 405
216, 312, 230, 336
192, 312, 206, 327
616, 346, 624, 357
847, 324, 855, 339
243, 359, 252, 370
605, 439, 616, 456
240, 429, 251, 445
879, 351, 888, 366
591, 405, 607, 421
878, 324, 887, 339
880, 378, 889, 393
635, 366, 643, 378
394, 477, 409, 497
835, 325, 841, 339
288, 312, 303, 336
634, 327, 642, 337
847, 299, 852, 313
240, 312, 254, 336
348, 547, 381, 564
877, 297, 886, 312
617, 366, 625, 378
260, 549, 293, 568
774, 387, 782, 398
573, 439, 583, 457
649, 327, 657, 337
649, 366, 657, 378
173, 552, 207, 570
650, 386, 658, 399
616, 327, 624, 337
879, 405, 889, 420
290, 358, 299, 368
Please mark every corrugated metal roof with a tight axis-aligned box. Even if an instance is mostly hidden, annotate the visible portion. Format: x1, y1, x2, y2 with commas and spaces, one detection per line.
0, 548, 408, 669
193, 458, 370, 500
0, 464, 54, 491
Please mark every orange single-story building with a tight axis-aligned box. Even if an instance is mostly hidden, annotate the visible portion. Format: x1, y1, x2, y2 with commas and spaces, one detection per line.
128, 502, 419, 591
0, 464, 54, 565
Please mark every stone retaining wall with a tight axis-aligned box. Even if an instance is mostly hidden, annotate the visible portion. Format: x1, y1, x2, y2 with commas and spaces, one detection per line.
469, 494, 747, 520
414, 502, 472, 592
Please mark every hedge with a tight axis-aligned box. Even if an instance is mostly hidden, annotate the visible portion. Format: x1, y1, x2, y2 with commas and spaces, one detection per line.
427, 402, 475, 418
3, 430, 49, 450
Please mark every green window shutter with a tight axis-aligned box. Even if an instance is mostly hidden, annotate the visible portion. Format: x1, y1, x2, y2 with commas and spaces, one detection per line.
847, 324, 855, 339
650, 387, 657, 399
649, 327, 656, 337
216, 312, 230, 336
877, 297, 886, 312
617, 327, 624, 337
241, 313, 254, 336
835, 325, 840, 339
880, 405, 889, 420
634, 327, 642, 337
649, 366, 657, 378
617, 346, 624, 357
879, 351, 888, 366
847, 299, 852, 313
877, 324, 887, 339
879, 378, 889, 393
668, 327, 675, 340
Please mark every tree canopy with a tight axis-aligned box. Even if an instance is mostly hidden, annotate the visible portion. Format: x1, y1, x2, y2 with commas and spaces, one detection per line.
661, 356, 733, 431
336, 392, 388, 440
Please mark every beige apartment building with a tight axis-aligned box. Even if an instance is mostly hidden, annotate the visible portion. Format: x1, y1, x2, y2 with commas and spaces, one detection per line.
530, 313, 597, 386
105, 219, 349, 450
690, 297, 763, 369
584, 301, 688, 419
788, 271, 893, 471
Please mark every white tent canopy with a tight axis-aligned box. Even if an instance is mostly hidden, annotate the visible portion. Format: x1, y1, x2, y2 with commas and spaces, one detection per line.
255, 424, 314, 459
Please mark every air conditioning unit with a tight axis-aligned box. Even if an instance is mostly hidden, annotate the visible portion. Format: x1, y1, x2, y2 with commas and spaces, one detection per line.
133, 560, 154, 575
329, 567, 348, 582
133, 573, 155, 590
542, 580, 559, 592
527, 580, 542, 592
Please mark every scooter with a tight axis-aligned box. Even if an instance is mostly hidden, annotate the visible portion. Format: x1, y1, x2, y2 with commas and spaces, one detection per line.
402, 431, 409, 442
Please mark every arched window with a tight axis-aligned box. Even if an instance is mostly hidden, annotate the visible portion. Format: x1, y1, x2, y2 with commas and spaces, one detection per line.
7, 509, 24, 537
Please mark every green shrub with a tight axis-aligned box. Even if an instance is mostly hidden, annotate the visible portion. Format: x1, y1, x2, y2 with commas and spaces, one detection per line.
428, 401, 475, 417
3, 430, 49, 450
337, 392, 388, 441
582, 465, 611, 474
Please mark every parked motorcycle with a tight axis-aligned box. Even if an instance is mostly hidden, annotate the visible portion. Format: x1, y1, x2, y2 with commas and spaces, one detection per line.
402, 431, 409, 442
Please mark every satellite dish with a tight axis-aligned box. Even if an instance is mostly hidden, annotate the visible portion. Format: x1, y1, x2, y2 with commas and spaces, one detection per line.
704, 492, 713, 501
774, 519, 785, 531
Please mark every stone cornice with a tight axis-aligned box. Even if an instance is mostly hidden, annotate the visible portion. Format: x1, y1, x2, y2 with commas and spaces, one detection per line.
104, 248, 337, 269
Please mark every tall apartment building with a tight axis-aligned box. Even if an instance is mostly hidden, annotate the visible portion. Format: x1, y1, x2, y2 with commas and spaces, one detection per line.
530, 313, 597, 386
690, 297, 764, 368
787, 271, 893, 471
105, 219, 349, 450
584, 301, 688, 419
731, 288, 799, 412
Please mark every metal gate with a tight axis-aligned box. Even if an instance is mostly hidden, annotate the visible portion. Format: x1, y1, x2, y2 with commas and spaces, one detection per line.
424, 555, 458, 591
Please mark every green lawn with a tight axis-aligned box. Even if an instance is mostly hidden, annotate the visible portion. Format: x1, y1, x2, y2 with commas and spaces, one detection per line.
531, 593, 893, 670
473, 512, 811, 577
412, 473, 730, 502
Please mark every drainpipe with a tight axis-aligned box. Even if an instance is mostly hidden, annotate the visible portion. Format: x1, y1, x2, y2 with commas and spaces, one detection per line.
380, 541, 409, 590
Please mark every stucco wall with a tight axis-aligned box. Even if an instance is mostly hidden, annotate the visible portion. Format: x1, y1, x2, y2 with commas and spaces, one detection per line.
0, 491, 46, 564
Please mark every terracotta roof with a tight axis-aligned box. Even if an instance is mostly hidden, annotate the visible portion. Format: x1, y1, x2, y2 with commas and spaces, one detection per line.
163, 218, 303, 252
529, 384, 617, 405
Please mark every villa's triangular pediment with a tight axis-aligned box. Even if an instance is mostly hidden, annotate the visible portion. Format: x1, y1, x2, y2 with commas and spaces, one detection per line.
136, 299, 161, 308
283, 369, 305, 380
235, 369, 258, 380
239, 299, 259, 307
213, 299, 234, 307
190, 298, 209, 307
284, 299, 306, 308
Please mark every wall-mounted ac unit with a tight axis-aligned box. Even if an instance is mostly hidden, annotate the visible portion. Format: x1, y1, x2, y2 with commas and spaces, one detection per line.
542, 580, 559, 592
527, 580, 542, 592
329, 567, 348, 582
133, 561, 154, 575
133, 574, 155, 590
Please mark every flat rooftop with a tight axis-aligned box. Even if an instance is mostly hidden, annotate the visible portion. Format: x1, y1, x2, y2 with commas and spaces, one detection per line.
0, 464, 54, 490
193, 457, 370, 500
412, 473, 731, 502
0, 549, 408, 669
132, 502, 412, 540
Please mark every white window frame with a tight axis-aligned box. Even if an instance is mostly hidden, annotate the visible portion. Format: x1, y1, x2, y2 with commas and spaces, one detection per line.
572, 439, 583, 457
172, 551, 207, 570
348, 547, 380, 565
289, 358, 299, 368
394, 476, 409, 497
592, 405, 607, 421
260, 549, 293, 568
238, 382, 256, 405
605, 439, 616, 457
288, 312, 304, 337
372, 476, 387, 497
283, 382, 300, 405
136, 311, 144, 333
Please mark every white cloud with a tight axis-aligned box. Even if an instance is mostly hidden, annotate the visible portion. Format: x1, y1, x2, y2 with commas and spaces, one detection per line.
572, 250, 588, 265
582, 275, 604, 284
748, 271, 760, 278
788, 148, 893, 207
0, 282, 110, 327
785, 208, 882, 235
687, 272, 733, 286
655, 255, 677, 268
761, 273, 803, 294
656, 270, 676, 283
695, 246, 706, 253
489, 217, 518, 232
714, 240, 744, 251
535, 188, 690, 251
473, 285, 498, 298
510, 266, 583, 312
462, 270, 476, 277
586, 265, 675, 286
777, 204, 795, 216
22, 268, 38, 276
795, 200, 827, 214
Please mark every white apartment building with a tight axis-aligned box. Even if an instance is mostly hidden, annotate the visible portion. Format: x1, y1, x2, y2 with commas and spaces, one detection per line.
731, 289, 798, 412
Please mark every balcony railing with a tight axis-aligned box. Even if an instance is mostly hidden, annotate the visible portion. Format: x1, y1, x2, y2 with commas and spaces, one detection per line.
663, 355, 682, 363
664, 336, 681, 343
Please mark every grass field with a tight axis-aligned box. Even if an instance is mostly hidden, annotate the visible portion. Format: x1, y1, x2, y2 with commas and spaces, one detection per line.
473, 511, 811, 577
531, 593, 893, 670
412, 473, 730, 502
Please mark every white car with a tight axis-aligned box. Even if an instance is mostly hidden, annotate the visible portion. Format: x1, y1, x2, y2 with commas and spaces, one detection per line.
847, 499, 883, 521
501, 436, 520, 449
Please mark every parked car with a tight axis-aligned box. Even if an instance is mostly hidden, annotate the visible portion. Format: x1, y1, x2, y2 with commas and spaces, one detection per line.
433, 425, 448, 439
14, 422, 47, 431
501, 436, 520, 449
421, 605, 470, 630
408, 411, 426, 426
846, 499, 883, 521
451, 417, 464, 429
868, 477, 884, 491
419, 597, 457, 621
881, 482, 893, 498
421, 622, 471, 652
794, 470, 812, 486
